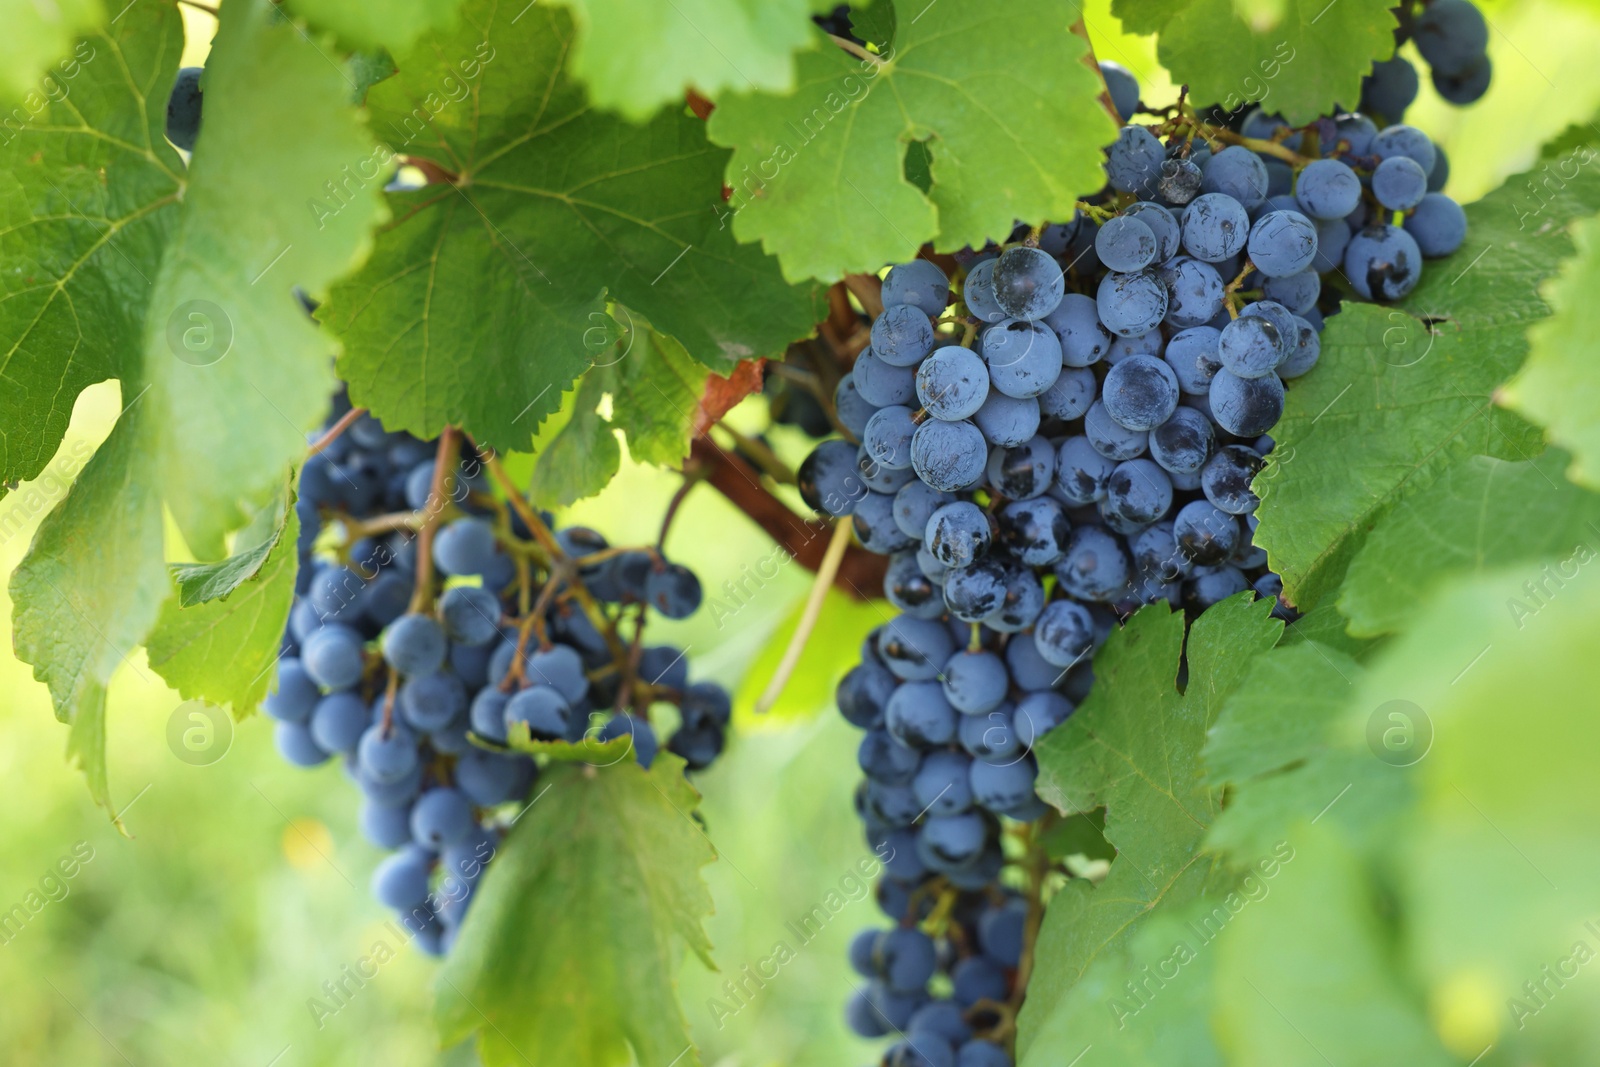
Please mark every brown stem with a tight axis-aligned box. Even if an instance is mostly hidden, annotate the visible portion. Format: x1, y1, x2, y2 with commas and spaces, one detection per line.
408, 427, 461, 614
843, 273, 884, 319
657, 474, 700, 552
689, 438, 886, 599
307, 407, 365, 457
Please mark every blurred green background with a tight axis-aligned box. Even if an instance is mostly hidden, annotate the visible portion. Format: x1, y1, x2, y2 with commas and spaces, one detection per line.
3, 0, 1599, 1063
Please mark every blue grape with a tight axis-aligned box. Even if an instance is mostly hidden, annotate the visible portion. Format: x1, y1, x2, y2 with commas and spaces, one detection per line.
1173, 500, 1241, 565
383, 613, 446, 676
1186, 564, 1251, 608
941, 650, 1009, 714
358, 721, 419, 783
360, 799, 415, 849
911, 1001, 974, 1047
859, 443, 916, 495
1218, 314, 1288, 379
1433, 55, 1491, 105
865, 406, 919, 469
1361, 57, 1419, 122
942, 559, 1008, 622
1123, 201, 1182, 261
835, 373, 878, 437
1033, 599, 1094, 668
439, 586, 501, 647
1005, 637, 1060, 691
1107, 328, 1163, 365
799, 438, 864, 517
1149, 406, 1215, 475
1131, 522, 1188, 583
302, 624, 366, 690
1164, 326, 1221, 395
1157, 157, 1203, 205
399, 671, 467, 732
504, 685, 571, 741
916, 346, 990, 420
433, 518, 498, 577
1372, 155, 1428, 211
647, 562, 702, 619
526, 645, 589, 704
926, 502, 992, 569
985, 435, 1055, 500
1343, 223, 1423, 301
959, 705, 1022, 763
1106, 125, 1164, 194
599, 713, 658, 768
411, 786, 475, 848
1202, 445, 1264, 514
998, 497, 1070, 567
1294, 158, 1362, 220
1095, 215, 1157, 273
1372, 124, 1438, 176
165, 67, 204, 151
1095, 270, 1168, 337
982, 319, 1064, 399
372, 845, 433, 909
263, 658, 320, 724
1334, 112, 1379, 156
1043, 292, 1113, 368
878, 616, 956, 682
1208, 369, 1285, 436
972, 390, 1041, 447
1247, 210, 1319, 277
1084, 400, 1148, 461
970, 758, 1037, 812
1102, 355, 1180, 431
1160, 256, 1226, 328
918, 813, 987, 870
951, 955, 1009, 1007
882, 259, 951, 318
1415, 0, 1488, 74
1055, 526, 1132, 602
854, 349, 919, 406
1105, 458, 1172, 525
1201, 146, 1269, 210
963, 259, 1006, 323
860, 729, 922, 785
913, 751, 975, 817
992, 246, 1065, 321
275, 721, 330, 767
1312, 216, 1350, 273
858, 492, 916, 554
911, 419, 988, 493
1404, 193, 1467, 256
1100, 61, 1140, 120
839, 662, 897, 728
1262, 269, 1319, 315
1037, 366, 1096, 421
1181, 193, 1251, 262
1279, 315, 1321, 379
894, 480, 954, 540
361, 571, 412, 627
308, 564, 367, 623
872, 303, 937, 366
886, 681, 958, 748
1054, 436, 1116, 504
455, 748, 535, 806
1012, 690, 1073, 740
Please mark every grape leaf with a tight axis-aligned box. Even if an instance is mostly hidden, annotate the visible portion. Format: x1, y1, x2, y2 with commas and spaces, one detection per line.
1141, 0, 1397, 123
140, 0, 387, 556
1501, 210, 1600, 489
538, 0, 840, 122
0, 0, 102, 109
1253, 146, 1600, 610
321, 0, 818, 455
1338, 451, 1600, 636
145, 497, 300, 716
437, 754, 715, 1067
529, 373, 621, 509
1204, 641, 1360, 787
0, 7, 183, 501
66, 682, 119, 829
1020, 595, 1281, 1062
283, 0, 463, 54
1213, 821, 1454, 1067
606, 320, 712, 467
704, 1, 1118, 283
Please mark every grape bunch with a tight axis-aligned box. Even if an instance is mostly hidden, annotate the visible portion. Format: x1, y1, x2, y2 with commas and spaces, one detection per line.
1364, 0, 1492, 113
801, 65, 1469, 1063
263, 390, 732, 957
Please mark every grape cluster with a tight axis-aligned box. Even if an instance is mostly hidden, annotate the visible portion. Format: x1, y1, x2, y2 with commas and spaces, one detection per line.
264, 391, 731, 956
1364, 0, 1492, 113
802, 68, 1470, 1064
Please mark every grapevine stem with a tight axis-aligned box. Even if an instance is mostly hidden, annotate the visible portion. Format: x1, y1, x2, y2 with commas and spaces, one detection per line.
828, 33, 884, 67
714, 422, 797, 485
307, 407, 365, 457
755, 516, 853, 713
843, 273, 885, 319
408, 426, 460, 614
657, 474, 700, 552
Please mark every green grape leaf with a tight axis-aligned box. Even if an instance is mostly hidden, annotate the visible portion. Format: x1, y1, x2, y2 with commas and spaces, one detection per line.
145, 497, 300, 716
1213, 821, 1454, 1067
1253, 147, 1600, 610
0, 0, 102, 108
540, 0, 839, 121
9, 410, 166, 825
1021, 595, 1281, 1061
704, 1, 1118, 282
321, 0, 817, 455
283, 0, 462, 55
1502, 209, 1600, 489
0, 8, 183, 500
140, 0, 387, 556
167, 494, 292, 607
437, 755, 715, 1067
1339, 451, 1600, 636
1204, 641, 1360, 787
606, 319, 712, 467
1147, 0, 1397, 123
529, 373, 622, 509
